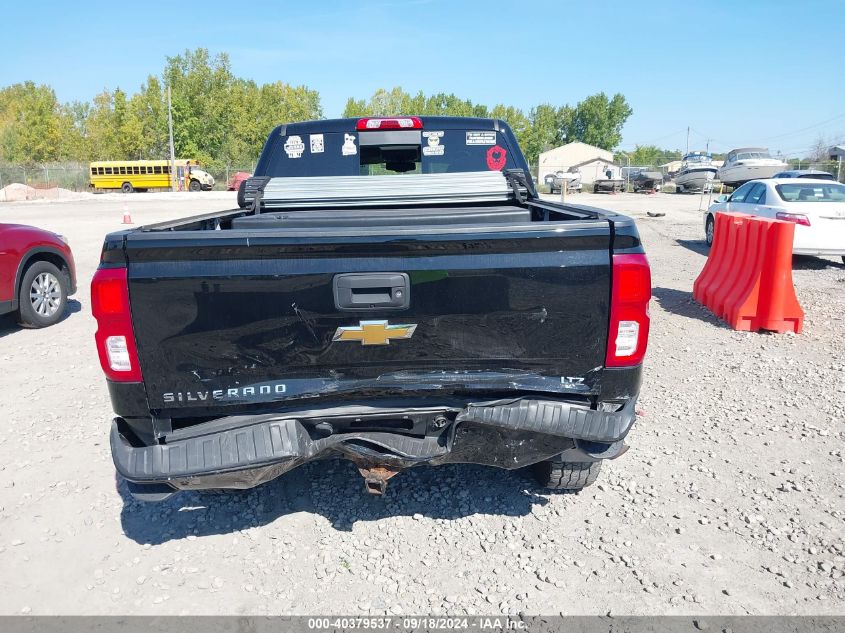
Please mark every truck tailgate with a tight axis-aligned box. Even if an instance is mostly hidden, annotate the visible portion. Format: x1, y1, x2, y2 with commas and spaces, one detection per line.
124, 221, 611, 413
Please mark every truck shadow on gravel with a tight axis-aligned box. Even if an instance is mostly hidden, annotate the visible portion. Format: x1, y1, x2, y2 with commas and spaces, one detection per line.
118, 461, 558, 543
651, 287, 727, 326
0, 299, 81, 339
674, 239, 710, 257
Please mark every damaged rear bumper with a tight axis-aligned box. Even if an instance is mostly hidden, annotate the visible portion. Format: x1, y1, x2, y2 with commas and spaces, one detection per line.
112, 397, 637, 500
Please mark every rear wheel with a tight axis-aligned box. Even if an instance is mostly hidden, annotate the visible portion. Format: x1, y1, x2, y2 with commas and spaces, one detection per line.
533, 458, 602, 491
121, 182, 134, 194
705, 215, 715, 246
189, 179, 202, 192
17, 261, 67, 328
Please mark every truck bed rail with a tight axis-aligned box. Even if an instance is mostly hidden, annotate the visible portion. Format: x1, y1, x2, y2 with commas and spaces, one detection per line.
241, 171, 527, 209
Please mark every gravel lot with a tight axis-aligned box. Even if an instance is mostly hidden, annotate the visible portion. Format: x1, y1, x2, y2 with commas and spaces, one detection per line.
0, 190, 843, 616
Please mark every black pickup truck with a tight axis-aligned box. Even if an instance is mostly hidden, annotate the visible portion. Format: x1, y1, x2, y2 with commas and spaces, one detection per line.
92, 116, 651, 502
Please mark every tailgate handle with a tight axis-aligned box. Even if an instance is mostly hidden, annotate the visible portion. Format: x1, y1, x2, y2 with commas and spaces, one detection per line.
333, 273, 410, 311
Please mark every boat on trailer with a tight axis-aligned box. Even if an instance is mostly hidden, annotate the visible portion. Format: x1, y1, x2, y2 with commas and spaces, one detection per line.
717, 148, 786, 187
675, 152, 718, 193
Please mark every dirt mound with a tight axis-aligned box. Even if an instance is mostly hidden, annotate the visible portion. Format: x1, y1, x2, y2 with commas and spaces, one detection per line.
0, 183, 93, 202
0, 182, 37, 202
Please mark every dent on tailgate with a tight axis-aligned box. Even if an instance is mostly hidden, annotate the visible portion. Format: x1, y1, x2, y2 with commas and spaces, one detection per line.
124, 221, 612, 414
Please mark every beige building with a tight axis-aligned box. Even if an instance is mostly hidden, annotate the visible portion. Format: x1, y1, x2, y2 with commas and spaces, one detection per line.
567, 158, 623, 185
661, 160, 683, 175
538, 141, 615, 183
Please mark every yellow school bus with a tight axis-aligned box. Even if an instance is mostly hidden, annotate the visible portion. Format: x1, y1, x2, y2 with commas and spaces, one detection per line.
88, 159, 215, 193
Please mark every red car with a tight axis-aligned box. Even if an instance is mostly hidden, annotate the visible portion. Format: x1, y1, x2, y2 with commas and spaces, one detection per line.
226, 171, 252, 191
0, 223, 77, 328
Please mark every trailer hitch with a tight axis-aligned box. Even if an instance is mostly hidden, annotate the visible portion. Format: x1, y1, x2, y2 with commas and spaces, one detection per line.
356, 465, 401, 495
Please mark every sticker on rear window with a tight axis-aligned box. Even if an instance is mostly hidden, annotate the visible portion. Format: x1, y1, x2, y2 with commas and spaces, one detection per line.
486, 145, 507, 171
342, 133, 357, 156
466, 131, 496, 145
310, 134, 324, 154
422, 131, 445, 156
284, 135, 305, 159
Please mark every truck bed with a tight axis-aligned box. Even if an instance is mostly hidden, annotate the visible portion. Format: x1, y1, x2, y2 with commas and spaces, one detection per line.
137, 197, 603, 233
229, 204, 532, 229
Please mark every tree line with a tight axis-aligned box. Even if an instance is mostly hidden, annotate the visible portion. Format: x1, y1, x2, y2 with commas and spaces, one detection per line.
0, 48, 633, 172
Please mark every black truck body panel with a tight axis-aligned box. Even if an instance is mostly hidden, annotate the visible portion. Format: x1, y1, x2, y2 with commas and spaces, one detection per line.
96, 117, 649, 497
123, 221, 613, 414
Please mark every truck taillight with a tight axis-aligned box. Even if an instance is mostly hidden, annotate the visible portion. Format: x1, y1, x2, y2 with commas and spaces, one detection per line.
606, 253, 651, 368
91, 267, 143, 382
356, 117, 423, 130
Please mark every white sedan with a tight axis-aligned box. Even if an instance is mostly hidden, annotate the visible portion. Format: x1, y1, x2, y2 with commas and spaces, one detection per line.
704, 178, 845, 262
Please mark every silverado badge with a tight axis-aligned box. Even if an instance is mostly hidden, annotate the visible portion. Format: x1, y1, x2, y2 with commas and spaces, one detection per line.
333, 320, 417, 346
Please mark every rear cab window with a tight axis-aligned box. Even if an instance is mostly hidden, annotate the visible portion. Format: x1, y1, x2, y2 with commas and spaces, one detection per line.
256, 120, 521, 179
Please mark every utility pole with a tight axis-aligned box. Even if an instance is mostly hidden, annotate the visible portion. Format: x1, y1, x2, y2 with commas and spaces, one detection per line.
619, 151, 630, 192
168, 85, 177, 192
686, 127, 690, 155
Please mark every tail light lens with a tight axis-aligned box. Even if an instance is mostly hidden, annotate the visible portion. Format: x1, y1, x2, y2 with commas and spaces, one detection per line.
776, 212, 810, 227
91, 267, 142, 382
606, 253, 651, 367
356, 117, 423, 130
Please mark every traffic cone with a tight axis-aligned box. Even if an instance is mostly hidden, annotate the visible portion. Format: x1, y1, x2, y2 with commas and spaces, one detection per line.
122, 203, 133, 225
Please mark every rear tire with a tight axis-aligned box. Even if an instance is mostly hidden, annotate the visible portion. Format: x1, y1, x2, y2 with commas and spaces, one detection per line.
17, 261, 68, 328
189, 179, 202, 192
533, 458, 602, 491
121, 182, 134, 194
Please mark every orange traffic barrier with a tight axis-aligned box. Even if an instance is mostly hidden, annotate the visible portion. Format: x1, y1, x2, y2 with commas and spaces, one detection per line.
692, 212, 803, 334
723, 218, 769, 328
752, 219, 804, 333
694, 213, 741, 307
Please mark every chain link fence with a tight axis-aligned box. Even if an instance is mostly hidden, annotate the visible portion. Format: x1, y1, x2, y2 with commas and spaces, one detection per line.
788, 160, 843, 180
0, 162, 90, 192
3, 158, 842, 198
0, 162, 257, 194
206, 164, 256, 190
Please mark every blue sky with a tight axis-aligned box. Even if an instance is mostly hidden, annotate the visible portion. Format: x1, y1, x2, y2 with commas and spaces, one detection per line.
2, 0, 844, 157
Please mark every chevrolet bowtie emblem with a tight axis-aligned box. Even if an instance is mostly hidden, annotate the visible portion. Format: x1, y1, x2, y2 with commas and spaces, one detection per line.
333, 320, 417, 346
